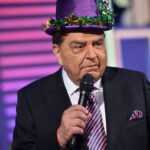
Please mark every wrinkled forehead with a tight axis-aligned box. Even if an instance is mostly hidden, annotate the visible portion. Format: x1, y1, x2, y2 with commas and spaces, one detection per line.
52, 31, 105, 46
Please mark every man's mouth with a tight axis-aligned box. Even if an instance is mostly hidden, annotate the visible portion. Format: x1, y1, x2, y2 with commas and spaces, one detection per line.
81, 64, 99, 69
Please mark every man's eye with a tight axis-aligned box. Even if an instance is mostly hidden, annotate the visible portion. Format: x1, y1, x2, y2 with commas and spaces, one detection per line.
94, 41, 104, 47
95, 42, 103, 45
74, 45, 83, 48
72, 45, 84, 53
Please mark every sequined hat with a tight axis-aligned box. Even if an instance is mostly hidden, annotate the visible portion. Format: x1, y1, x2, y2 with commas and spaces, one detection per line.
43, 0, 115, 35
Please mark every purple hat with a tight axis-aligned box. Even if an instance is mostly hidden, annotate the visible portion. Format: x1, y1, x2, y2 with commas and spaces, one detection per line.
43, 0, 115, 35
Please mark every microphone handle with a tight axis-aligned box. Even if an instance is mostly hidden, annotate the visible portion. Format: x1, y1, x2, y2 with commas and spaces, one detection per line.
68, 91, 90, 149
68, 135, 78, 149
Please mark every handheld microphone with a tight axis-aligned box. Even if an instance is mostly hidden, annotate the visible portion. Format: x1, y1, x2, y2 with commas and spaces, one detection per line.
68, 74, 94, 149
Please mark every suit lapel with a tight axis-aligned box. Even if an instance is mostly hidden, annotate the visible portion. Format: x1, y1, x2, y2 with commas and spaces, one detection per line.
102, 67, 125, 150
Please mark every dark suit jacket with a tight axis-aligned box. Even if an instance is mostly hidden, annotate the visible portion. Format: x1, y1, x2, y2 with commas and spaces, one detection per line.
12, 67, 150, 150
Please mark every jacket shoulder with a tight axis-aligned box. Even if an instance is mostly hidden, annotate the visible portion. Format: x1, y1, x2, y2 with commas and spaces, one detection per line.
106, 66, 145, 77
105, 66, 147, 83
18, 68, 62, 94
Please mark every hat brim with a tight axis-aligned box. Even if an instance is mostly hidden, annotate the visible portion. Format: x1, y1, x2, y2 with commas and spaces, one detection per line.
45, 25, 112, 35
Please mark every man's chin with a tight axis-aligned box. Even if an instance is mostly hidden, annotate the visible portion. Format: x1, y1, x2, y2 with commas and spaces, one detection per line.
90, 73, 101, 81
82, 66, 99, 73
80, 66, 105, 82
81, 71, 101, 81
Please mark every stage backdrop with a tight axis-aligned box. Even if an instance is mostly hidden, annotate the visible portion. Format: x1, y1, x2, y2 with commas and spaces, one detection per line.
0, 0, 150, 150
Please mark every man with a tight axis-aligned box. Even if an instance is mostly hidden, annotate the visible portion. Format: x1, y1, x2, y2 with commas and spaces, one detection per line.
12, 0, 150, 150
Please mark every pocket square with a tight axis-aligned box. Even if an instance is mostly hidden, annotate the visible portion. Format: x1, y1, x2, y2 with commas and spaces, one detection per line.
129, 110, 143, 121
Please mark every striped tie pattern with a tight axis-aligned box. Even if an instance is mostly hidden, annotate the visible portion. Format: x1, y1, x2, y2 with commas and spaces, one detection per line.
84, 94, 107, 150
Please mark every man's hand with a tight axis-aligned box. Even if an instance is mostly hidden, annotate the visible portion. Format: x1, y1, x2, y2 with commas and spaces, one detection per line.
57, 105, 91, 147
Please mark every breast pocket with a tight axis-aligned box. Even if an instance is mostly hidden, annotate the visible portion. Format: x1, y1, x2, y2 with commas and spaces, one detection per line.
128, 118, 146, 128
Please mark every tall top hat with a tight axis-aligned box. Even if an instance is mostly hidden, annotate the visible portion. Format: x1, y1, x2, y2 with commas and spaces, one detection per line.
43, 0, 115, 35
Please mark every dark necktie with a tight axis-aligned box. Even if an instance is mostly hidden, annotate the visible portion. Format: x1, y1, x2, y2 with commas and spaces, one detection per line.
84, 94, 107, 150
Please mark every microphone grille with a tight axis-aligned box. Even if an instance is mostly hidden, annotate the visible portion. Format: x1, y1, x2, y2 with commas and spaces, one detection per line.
80, 74, 94, 92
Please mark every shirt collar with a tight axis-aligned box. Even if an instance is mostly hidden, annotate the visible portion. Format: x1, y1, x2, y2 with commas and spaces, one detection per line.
62, 68, 79, 95
94, 78, 102, 90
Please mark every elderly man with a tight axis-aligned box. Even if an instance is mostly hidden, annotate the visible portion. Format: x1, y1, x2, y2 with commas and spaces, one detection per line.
12, 0, 150, 150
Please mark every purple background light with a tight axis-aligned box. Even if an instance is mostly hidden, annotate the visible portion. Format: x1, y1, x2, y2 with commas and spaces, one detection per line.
0, 0, 150, 150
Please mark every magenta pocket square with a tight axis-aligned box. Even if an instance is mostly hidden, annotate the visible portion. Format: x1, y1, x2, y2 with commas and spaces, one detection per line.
129, 110, 143, 121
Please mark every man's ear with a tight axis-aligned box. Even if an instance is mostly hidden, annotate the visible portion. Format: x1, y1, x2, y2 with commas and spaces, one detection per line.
52, 44, 63, 66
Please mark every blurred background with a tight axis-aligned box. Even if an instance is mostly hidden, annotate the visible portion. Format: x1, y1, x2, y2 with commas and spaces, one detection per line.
0, 0, 150, 149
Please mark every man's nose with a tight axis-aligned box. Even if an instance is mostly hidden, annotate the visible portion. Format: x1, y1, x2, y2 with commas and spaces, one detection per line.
86, 45, 96, 59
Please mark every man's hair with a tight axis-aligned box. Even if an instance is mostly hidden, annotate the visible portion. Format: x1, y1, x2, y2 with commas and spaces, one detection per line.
52, 32, 68, 46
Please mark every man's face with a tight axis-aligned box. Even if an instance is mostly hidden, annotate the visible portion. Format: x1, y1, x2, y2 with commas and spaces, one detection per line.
53, 32, 107, 85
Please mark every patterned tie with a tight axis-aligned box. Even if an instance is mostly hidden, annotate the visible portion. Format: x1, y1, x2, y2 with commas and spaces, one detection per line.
84, 94, 107, 150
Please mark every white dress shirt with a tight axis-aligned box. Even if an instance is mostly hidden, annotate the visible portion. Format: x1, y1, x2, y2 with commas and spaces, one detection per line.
62, 68, 107, 133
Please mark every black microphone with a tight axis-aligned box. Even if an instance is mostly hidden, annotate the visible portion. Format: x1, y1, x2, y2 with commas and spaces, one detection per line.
68, 74, 94, 149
